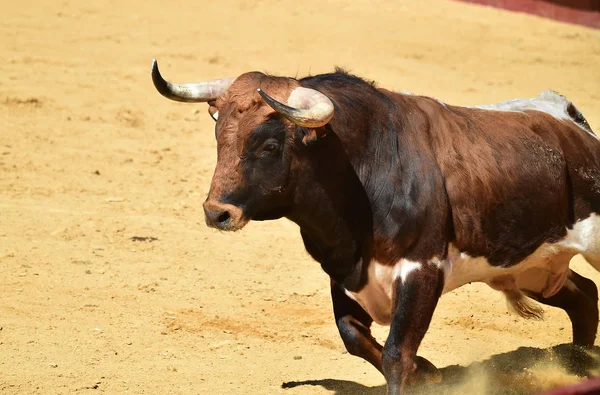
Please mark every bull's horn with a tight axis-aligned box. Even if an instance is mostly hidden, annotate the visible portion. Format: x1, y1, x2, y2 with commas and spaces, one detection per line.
257, 87, 334, 128
151, 59, 235, 103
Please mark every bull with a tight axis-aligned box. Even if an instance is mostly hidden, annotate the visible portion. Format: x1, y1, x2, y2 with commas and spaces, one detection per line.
151, 59, 600, 394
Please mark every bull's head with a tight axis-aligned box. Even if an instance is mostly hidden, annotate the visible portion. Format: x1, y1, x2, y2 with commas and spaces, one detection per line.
151, 60, 334, 231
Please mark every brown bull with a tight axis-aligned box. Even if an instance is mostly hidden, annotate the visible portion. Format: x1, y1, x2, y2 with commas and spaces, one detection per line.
151, 59, 600, 394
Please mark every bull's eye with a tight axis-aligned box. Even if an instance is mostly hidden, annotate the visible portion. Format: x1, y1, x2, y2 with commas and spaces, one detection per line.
259, 139, 280, 157
265, 142, 278, 151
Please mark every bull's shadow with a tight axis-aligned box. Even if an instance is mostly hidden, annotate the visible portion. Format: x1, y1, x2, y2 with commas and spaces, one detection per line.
281, 343, 600, 395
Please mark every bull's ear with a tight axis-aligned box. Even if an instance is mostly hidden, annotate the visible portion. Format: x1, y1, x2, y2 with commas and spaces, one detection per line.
301, 127, 328, 145
208, 106, 219, 122
208, 99, 218, 122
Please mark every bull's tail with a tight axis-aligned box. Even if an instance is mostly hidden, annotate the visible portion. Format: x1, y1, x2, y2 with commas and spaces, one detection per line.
538, 90, 594, 135
566, 101, 594, 135
504, 289, 544, 320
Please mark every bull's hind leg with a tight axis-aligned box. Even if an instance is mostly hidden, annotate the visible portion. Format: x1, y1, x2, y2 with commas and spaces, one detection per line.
530, 269, 599, 347
331, 280, 383, 372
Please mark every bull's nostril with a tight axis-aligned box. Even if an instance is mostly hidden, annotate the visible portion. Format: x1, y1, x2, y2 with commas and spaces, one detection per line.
217, 211, 231, 224
204, 203, 237, 230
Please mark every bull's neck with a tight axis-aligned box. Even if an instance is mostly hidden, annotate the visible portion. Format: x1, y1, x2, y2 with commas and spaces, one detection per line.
285, 122, 387, 286
287, 90, 397, 235
286, 79, 448, 279
283, 79, 421, 284
288, 138, 371, 248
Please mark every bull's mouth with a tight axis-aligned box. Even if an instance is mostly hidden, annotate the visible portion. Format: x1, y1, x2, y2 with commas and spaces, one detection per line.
210, 216, 250, 232
204, 199, 291, 231
251, 206, 291, 221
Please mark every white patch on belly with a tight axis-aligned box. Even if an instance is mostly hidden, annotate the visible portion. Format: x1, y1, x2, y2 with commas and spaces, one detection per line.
442, 214, 600, 295
343, 215, 600, 325
344, 259, 421, 326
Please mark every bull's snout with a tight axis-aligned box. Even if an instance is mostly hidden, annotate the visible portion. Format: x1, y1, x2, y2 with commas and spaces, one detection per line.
204, 204, 231, 229
203, 200, 248, 231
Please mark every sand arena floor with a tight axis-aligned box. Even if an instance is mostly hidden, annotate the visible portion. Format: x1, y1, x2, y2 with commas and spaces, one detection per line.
1, 0, 600, 393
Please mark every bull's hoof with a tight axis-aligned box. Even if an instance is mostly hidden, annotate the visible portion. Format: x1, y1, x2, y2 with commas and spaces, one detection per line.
410, 356, 442, 385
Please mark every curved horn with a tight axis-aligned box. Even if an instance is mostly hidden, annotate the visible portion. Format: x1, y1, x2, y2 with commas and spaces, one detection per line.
151, 59, 235, 103
257, 87, 334, 128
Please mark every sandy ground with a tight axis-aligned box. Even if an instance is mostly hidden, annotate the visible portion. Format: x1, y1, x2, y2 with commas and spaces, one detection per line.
1, 0, 600, 394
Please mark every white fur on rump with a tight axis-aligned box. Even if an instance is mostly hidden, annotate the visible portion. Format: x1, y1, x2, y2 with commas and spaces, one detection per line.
472, 90, 597, 139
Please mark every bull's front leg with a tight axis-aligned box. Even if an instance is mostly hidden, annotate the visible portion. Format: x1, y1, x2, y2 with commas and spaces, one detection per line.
383, 260, 444, 394
331, 279, 384, 372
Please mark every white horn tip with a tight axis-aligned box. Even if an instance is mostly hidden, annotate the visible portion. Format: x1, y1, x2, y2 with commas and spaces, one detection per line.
257, 88, 262, 92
